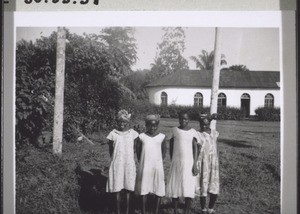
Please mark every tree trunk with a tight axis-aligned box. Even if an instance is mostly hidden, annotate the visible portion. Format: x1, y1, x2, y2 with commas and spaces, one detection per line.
53, 27, 66, 155
210, 27, 222, 130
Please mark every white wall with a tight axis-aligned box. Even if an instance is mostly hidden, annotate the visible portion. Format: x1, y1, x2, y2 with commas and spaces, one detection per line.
147, 87, 280, 115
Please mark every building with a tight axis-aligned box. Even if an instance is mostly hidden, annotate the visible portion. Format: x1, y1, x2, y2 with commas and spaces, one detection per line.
145, 70, 280, 116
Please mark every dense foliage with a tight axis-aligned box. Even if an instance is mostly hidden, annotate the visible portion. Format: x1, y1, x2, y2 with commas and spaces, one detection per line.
255, 107, 280, 121
16, 27, 137, 147
120, 69, 151, 100
222, 64, 250, 72
16, 39, 56, 147
121, 99, 248, 122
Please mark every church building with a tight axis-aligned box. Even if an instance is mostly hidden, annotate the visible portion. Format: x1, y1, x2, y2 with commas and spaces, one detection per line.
145, 70, 280, 116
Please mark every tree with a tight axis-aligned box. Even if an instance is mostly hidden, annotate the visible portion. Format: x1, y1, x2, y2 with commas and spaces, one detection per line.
97, 27, 138, 77
120, 69, 151, 99
15, 27, 138, 147
150, 27, 189, 79
223, 64, 249, 72
190, 50, 227, 70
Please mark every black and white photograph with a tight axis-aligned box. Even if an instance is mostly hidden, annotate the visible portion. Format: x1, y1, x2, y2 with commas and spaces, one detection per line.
14, 24, 282, 214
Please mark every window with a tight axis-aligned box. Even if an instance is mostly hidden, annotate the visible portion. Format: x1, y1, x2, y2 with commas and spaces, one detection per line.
194, 92, 203, 107
264, 93, 274, 108
218, 93, 227, 107
161, 92, 168, 106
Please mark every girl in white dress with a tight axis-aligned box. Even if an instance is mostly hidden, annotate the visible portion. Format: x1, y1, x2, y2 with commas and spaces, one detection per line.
166, 111, 199, 214
135, 114, 166, 214
106, 109, 139, 214
196, 113, 219, 214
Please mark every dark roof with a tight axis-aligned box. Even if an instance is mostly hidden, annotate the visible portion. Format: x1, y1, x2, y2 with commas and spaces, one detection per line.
146, 70, 280, 89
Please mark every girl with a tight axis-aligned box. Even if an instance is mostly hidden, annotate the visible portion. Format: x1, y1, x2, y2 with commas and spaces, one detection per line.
106, 109, 139, 214
196, 113, 219, 214
135, 114, 166, 214
166, 111, 199, 214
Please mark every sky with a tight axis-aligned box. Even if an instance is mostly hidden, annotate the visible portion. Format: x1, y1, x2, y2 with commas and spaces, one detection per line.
16, 27, 280, 71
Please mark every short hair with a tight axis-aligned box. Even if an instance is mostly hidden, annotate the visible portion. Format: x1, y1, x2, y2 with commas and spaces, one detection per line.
178, 110, 190, 118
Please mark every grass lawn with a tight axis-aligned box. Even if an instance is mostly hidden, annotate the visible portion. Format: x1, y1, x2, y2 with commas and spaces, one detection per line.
16, 119, 280, 214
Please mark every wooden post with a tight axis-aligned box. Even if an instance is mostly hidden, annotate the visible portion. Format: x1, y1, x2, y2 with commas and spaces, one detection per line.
53, 27, 66, 155
210, 27, 222, 130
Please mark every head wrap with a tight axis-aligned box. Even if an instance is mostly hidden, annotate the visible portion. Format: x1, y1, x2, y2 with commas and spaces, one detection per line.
117, 109, 131, 122
199, 112, 208, 119
199, 112, 217, 121
145, 114, 160, 122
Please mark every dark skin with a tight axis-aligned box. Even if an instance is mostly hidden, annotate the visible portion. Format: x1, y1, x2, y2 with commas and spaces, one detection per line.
198, 113, 218, 211
136, 119, 166, 214
107, 118, 133, 214
169, 113, 198, 214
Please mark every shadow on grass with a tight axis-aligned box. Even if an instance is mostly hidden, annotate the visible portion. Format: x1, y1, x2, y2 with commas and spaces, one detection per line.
264, 163, 280, 182
75, 166, 114, 213
75, 166, 143, 213
218, 138, 255, 148
240, 153, 258, 161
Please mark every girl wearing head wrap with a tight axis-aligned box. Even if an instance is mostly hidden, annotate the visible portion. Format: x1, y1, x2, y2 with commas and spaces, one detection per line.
106, 109, 139, 214
196, 112, 219, 214
135, 114, 166, 214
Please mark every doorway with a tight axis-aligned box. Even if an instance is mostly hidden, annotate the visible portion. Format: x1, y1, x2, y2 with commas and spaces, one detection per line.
241, 93, 250, 117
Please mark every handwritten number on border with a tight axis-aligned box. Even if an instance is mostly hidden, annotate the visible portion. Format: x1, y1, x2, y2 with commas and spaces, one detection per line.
24, 0, 100, 5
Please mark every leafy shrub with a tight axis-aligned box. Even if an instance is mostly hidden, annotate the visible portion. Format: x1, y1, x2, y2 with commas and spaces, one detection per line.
16, 28, 138, 147
15, 40, 55, 148
217, 106, 245, 120
123, 100, 209, 121
124, 100, 247, 122
255, 107, 280, 121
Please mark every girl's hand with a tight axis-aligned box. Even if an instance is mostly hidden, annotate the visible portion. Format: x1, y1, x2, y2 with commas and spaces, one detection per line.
192, 163, 199, 176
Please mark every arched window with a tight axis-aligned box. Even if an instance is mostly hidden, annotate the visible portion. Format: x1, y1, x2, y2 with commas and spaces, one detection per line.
218, 93, 227, 107
194, 92, 203, 107
264, 93, 274, 108
161, 92, 168, 106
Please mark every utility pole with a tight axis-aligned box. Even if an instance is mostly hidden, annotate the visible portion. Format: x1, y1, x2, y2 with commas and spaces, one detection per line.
210, 27, 222, 130
53, 27, 66, 155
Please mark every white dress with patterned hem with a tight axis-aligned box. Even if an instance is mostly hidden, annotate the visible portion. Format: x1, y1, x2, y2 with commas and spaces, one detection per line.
166, 127, 199, 198
195, 130, 220, 197
135, 133, 166, 197
106, 129, 139, 193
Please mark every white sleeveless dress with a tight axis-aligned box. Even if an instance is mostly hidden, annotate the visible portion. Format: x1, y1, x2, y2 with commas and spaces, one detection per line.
106, 129, 139, 192
135, 133, 166, 197
166, 127, 199, 198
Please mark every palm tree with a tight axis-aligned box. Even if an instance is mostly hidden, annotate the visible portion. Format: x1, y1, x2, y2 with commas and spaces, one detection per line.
190, 50, 227, 70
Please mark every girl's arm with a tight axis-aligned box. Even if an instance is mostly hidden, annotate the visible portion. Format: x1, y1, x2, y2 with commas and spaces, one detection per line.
108, 140, 114, 158
192, 137, 199, 176
169, 137, 174, 160
136, 137, 142, 162
161, 137, 167, 160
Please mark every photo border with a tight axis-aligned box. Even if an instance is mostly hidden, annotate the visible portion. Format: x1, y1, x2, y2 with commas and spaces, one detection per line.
3, 11, 297, 213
